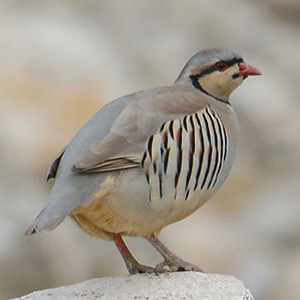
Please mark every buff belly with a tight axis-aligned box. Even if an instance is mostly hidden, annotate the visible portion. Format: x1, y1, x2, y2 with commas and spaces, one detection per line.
70, 168, 213, 240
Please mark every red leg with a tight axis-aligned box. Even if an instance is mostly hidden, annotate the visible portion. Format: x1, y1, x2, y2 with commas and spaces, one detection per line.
112, 233, 154, 274
147, 234, 203, 273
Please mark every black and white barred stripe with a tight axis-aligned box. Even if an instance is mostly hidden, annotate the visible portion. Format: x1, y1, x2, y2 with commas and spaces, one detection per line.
141, 106, 228, 202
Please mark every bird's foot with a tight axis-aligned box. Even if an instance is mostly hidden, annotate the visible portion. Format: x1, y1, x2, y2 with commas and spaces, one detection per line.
126, 261, 155, 274
154, 257, 203, 273
146, 234, 203, 273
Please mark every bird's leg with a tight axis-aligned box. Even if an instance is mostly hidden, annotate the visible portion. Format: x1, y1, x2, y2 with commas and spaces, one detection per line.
146, 234, 203, 273
112, 233, 154, 274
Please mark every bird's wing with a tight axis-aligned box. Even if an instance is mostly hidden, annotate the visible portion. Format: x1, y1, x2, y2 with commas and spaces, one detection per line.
46, 146, 67, 181
73, 86, 209, 173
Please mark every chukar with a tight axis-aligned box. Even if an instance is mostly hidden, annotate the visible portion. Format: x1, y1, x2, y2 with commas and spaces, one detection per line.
26, 48, 261, 274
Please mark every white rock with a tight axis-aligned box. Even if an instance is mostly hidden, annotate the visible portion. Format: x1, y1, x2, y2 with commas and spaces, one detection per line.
14, 272, 254, 300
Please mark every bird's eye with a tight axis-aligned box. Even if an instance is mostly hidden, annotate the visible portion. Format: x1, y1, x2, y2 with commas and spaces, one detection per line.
214, 61, 228, 72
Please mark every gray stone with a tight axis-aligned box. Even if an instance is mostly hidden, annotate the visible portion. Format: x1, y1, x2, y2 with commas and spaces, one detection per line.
14, 272, 254, 300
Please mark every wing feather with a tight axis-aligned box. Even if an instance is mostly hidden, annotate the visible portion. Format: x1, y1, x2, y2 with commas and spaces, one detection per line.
73, 154, 142, 173
73, 86, 209, 173
46, 146, 66, 182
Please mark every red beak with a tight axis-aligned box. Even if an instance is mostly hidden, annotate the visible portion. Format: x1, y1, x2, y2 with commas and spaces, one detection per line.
235, 63, 262, 77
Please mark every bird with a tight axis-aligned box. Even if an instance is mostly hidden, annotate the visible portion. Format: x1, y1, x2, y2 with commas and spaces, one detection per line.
25, 48, 261, 274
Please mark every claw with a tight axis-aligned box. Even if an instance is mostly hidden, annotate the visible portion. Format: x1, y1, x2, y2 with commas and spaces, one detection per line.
127, 262, 155, 274
155, 257, 203, 273
154, 261, 170, 274
167, 257, 203, 272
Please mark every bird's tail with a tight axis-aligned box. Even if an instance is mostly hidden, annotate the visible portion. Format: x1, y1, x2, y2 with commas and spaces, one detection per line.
24, 204, 67, 235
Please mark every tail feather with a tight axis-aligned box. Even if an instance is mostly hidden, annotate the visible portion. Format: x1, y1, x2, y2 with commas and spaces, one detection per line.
24, 206, 67, 235
25, 180, 89, 236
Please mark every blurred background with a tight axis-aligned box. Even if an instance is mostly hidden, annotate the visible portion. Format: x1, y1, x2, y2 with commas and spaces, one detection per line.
0, 0, 299, 299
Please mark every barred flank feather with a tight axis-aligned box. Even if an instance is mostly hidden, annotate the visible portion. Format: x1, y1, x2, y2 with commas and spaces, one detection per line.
142, 106, 228, 202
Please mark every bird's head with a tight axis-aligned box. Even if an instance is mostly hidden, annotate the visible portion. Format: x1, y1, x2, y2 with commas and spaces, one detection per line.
174, 48, 261, 103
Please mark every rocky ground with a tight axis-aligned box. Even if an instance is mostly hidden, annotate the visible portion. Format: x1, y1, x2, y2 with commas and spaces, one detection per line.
15, 273, 254, 300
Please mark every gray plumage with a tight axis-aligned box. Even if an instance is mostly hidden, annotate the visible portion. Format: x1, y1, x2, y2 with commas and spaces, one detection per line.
25, 48, 261, 273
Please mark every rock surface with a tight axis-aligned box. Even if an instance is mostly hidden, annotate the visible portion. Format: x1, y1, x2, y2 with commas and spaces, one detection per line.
15, 272, 254, 300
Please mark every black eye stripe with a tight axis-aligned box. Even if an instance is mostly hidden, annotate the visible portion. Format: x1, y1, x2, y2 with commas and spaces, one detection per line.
190, 57, 243, 79
222, 57, 243, 68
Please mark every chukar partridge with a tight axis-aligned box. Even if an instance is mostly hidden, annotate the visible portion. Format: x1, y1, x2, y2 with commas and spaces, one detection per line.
26, 48, 261, 274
